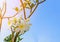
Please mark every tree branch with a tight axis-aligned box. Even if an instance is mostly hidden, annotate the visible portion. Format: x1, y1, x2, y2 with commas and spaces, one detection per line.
20, 0, 26, 19
27, 0, 46, 18
0, 10, 2, 31
3, 11, 20, 19
3, 2, 6, 16
38, 0, 46, 4
0, 18, 2, 31
11, 31, 14, 42
14, 31, 20, 42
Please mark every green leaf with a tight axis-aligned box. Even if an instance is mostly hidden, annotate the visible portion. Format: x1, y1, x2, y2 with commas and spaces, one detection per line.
16, 35, 23, 42
4, 34, 12, 42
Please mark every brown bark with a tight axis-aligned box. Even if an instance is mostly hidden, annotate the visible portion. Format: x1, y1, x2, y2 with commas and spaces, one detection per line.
0, 14, 2, 31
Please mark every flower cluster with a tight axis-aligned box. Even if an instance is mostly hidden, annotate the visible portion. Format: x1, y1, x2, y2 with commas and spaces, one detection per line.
8, 16, 31, 34
3, 0, 45, 42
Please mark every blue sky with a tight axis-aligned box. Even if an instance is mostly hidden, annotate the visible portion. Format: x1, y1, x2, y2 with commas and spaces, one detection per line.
22, 0, 60, 42
0, 0, 60, 42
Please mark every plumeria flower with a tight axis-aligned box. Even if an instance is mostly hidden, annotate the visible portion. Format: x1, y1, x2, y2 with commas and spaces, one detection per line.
8, 16, 31, 35
16, 18, 31, 34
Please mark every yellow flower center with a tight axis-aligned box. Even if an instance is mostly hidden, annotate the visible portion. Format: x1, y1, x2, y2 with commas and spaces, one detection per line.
19, 24, 25, 30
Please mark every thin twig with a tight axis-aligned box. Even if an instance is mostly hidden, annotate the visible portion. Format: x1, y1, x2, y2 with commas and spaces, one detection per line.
3, 2, 6, 16
38, 0, 46, 4
0, 18, 2, 31
20, 0, 26, 19
0, 2, 6, 31
3, 11, 20, 18
27, 0, 46, 18
0, 9, 2, 31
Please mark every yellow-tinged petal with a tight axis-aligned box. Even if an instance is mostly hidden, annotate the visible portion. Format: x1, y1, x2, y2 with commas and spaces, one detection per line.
13, 17, 17, 21
13, 17, 17, 24
8, 20, 11, 26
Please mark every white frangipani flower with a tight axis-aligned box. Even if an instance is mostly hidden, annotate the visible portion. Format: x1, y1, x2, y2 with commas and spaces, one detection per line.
8, 17, 31, 34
